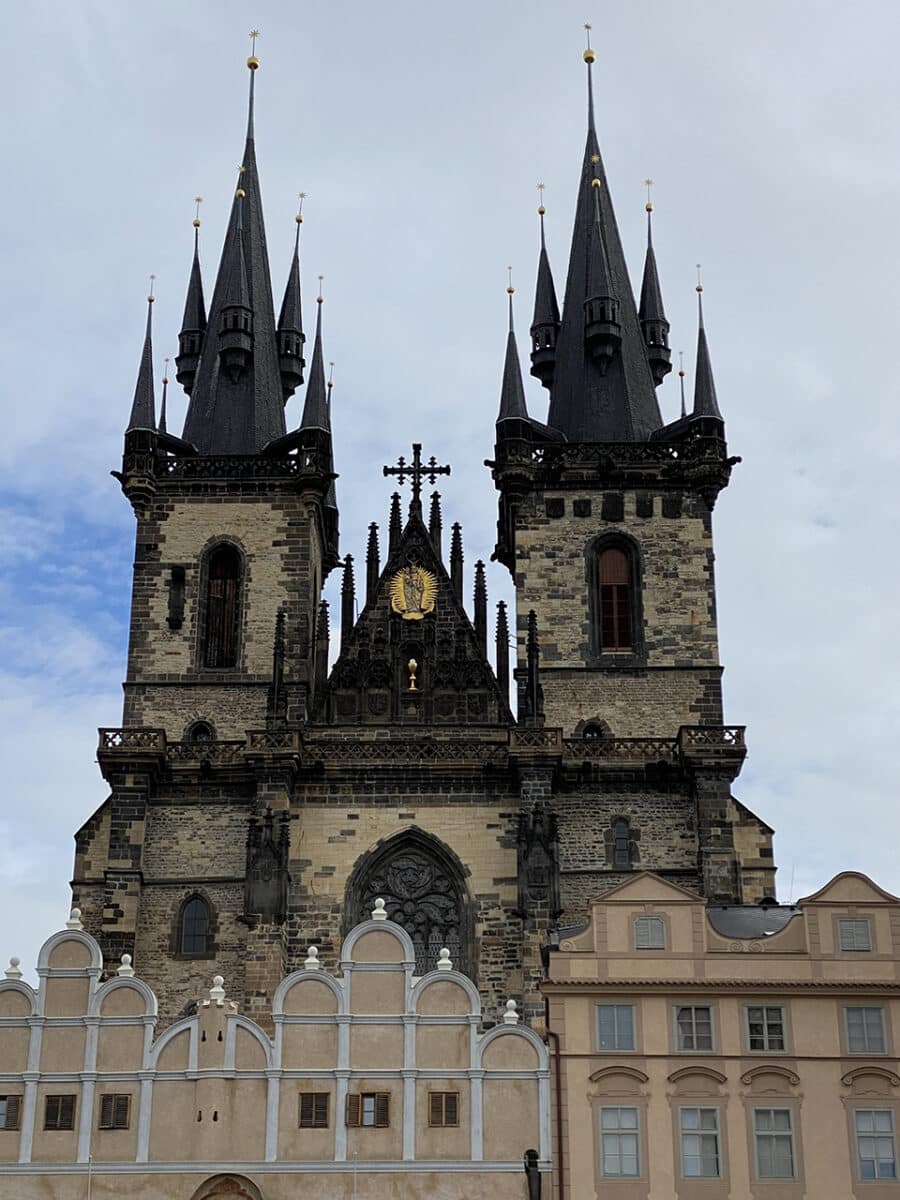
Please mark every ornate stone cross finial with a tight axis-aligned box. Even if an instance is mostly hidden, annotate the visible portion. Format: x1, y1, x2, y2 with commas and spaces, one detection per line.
382, 443, 451, 519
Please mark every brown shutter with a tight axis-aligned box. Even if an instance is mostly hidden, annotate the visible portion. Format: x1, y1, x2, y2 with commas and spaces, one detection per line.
59, 1095, 75, 1130
374, 1093, 390, 1128
429, 1093, 443, 1126
299, 1093, 313, 1127
444, 1092, 459, 1127
99, 1094, 114, 1130
346, 1093, 361, 1127
4, 1095, 20, 1130
314, 1093, 329, 1128
114, 1095, 130, 1129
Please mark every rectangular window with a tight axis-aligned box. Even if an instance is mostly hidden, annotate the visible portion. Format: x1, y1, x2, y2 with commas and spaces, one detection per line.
299, 1092, 329, 1129
600, 1107, 640, 1177
754, 1107, 795, 1179
846, 1006, 887, 1054
597, 1004, 636, 1051
346, 1092, 390, 1128
44, 1095, 76, 1131
98, 1093, 130, 1130
428, 1092, 459, 1127
633, 916, 666, 950
675, 1005, 714, 1052
746, 1005, 786, 1052
680, 1107, 721, 1178
0, 1096, 21, 1131
839, 919, 872, 952
856, 1110, 897, 1180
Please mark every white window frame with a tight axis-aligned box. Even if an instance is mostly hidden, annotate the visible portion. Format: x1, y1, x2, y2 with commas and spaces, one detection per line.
753, 1106, 796, 1180
855, 1109, 898, 1181
596, 1004, 636, 1052
838, 918, 872, 952
845, 1006, 887, 1054
679, 1106, 721, 1178
633, 915, 666, 950
599, 1106, 641, 1178
674, 1004, 715, 1052
745, 1004, 787, 1053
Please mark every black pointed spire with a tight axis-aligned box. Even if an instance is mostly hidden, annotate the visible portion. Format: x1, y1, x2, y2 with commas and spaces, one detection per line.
522, 609, 544, 728
473, 560, 488, 656
584, 156, 622, 370
323, 361, 339, 560
182, 53, 285, 454
530, 194, 560, 388
314, 599, 330, 709
277, 201, 306, 400
450, 523, 463, 606
126, 290, 157, 434
266, 608, 287, 726
159, 359, 170, 434
692, 280, 722, 421
498, 284, 529, 423
340, 555, 356, 651
175, 205, 207, 395
495, 600, 510, 702
299, 295, 329, 432
638, 192, 672, 386
366, 523, 380, 606
546, 44, 662, 441
429, 492, 443, 558
388, 493, 402, 557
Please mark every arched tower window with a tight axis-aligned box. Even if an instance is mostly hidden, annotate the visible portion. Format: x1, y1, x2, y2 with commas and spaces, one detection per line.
180, 896, 211, 956
187, 720, 214, 744
203, 545, 242, 668
612, 818, 631, 868
588, 535, 644, 659
346, 832, 472, 978
599, 546, 633, 650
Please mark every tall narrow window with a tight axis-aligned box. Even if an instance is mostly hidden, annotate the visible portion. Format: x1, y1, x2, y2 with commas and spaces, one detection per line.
599, 546, 633, 651
856, 1110, 897, 1180
203, 545, 241, 668
613, 819, 631, 868
180, 896, 211, 956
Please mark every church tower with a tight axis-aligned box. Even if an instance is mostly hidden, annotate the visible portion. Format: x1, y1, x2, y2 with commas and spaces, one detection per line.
73, 40, 775, 1032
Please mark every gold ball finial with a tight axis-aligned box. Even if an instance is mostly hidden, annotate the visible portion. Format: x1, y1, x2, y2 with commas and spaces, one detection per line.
537, 181, 546, 216
506, 265, 514, 296
644, 178, 654, 214
591, 178, 601, 189
538, 205, 546, 215
696, 263, 703, 293
147, 273, 156, 303
235, 187, 246, 199
193, 197, 203, 228
317, 274, 324, 304
247, 29, 260, 69
296, 191, 306, 224
327, 361, 335, 390
583, 22, 595, 62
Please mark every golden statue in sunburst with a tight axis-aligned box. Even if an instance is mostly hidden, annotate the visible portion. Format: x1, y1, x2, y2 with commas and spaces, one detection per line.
390, 565, 437, 621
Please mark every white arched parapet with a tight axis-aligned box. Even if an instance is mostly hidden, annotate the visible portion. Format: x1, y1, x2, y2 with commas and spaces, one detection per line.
478, 1021, 550, 1070
89, 975, 158, 1019
272, 967, 346, 1017
411, 968, 481, 1016
0, 978, 39, 1016
227, 1012, 275, 1067
147, 1013, 197, 1069
339, 917, 416, 969
36, 928, 103, 974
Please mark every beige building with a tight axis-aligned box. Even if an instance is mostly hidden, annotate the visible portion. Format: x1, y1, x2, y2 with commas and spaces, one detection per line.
0, 907, 549, 1198
543, 870, 900, 1198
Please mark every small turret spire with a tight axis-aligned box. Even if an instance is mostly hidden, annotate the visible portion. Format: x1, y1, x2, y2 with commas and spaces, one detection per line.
584, 156, 621, 370
498, 274, 529, 423
522, 610, 544, 728
638, 181, 672, 386
429, 492, 443, 558
678, 350, 686, 419
314, 599, 330, 709
159, 357, 170, 434
450, 523, 464, 606
126, 280, 157, 434
276, 194, 306, 400
692, 269, 722, 421
495, 600, 510, 702
175, 200, 207, 394
366, 523, 380, 606
473, 560, 488, 656
299, 290, 328, 432
341, 555, 356, 651
530, 186, 560, 388
388, 493, 402, 557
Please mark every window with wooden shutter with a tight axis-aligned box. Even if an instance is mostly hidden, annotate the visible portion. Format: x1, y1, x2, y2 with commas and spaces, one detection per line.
373, 1093, 390, 1128
0, 1095, 21, 1131
347, 1092, 390, 1128
429, 1092, 460, 1127
299, 1092, 329, 1129
203, 544, 242, 668
346, 1093, 361, 1127
44, 1094, 76, 1131
99, 1093, 130, 1130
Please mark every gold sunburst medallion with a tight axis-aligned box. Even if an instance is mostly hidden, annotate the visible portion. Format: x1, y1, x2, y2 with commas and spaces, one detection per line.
390, 565, 437, 621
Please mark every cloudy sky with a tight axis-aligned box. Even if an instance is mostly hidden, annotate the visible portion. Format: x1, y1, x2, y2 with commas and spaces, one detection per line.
3, 1, 899, 979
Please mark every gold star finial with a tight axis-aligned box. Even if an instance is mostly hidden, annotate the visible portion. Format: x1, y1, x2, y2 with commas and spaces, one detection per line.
696, 263, 703, 293
247, 30, 260, 70
507, 265, 514, 296
317, 274, 324, 304
584, 22, 596, 64
163, 355, 170, 383
148, 273, 156, 303
328, 362, 335, 390
296, 191, 306, 224
644, 177, 654, 213
678, 350, 685, 378
537, 181, 546, 216
193, 196, 203, 228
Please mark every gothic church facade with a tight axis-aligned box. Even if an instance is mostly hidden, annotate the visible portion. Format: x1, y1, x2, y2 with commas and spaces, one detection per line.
72, 45, 773, 1031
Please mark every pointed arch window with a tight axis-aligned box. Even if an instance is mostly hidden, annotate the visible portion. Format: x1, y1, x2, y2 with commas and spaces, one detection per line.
203, 545, 242, 668
589, 535, 644, 660
180, 896, 211, 956
347, 833, 472, 978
